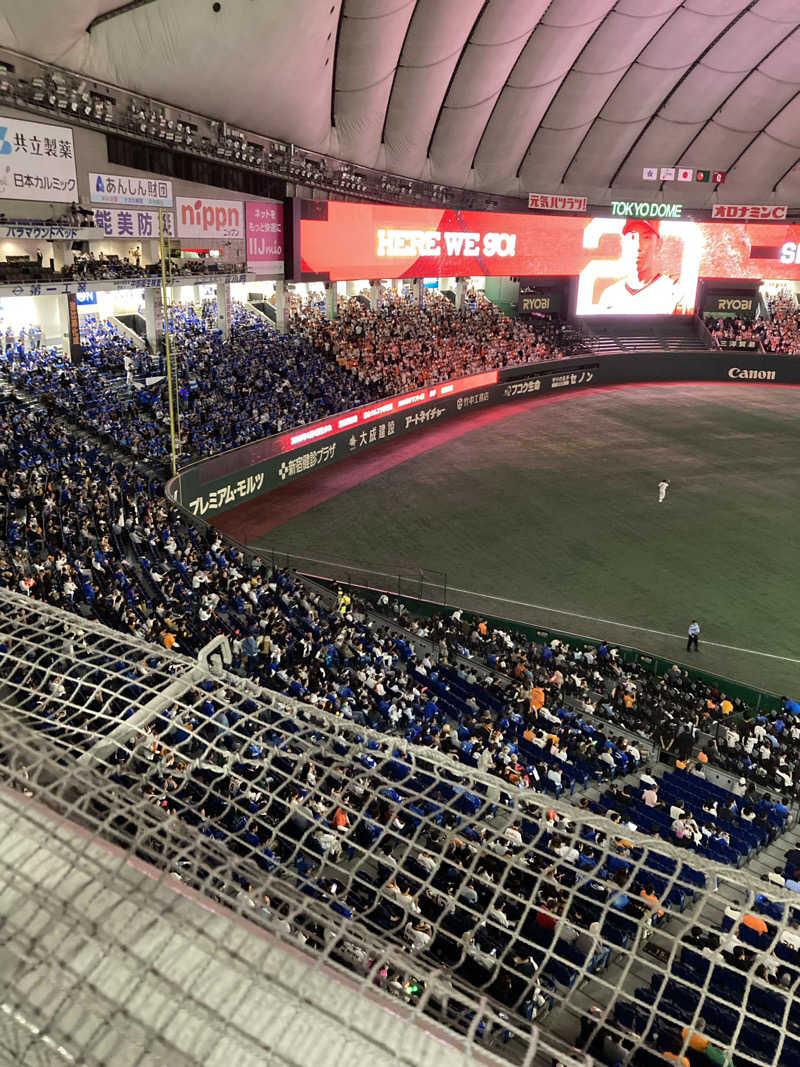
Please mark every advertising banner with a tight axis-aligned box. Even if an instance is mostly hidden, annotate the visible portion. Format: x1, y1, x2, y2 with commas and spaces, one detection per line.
93, 203, 176, 237
179, 370, 499, 517
0, 116, 76, 202
0, 272, 249, 299
176, 196, 244, 239
703, 290, 758, 315
89, 173, 173, 207
93, 207, 175, 240
245, 200, 284, 275
711, 204, 787, 221
66, 292, 82, 363
528, 193, 586, 212
518, 283, 561, 314
717, 337, 760, 350
0, 224, 101, 240
181, 372, 500, 518
294, 200, 800, 314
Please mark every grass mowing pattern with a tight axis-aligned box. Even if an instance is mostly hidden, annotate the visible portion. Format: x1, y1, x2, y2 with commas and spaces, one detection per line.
250, 384, 800, 695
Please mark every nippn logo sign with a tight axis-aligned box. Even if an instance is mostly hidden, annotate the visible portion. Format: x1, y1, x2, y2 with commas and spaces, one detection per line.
176, 196, 244, 239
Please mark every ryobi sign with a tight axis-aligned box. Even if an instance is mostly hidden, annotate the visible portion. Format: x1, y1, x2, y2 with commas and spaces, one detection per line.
705, 292, 757, 314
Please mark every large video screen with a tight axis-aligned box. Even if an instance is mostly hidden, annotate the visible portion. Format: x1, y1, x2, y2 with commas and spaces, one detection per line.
294, 201, 800, 316
576, 217, 699, 315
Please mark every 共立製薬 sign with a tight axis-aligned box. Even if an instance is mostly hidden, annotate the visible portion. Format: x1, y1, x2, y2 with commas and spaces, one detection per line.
0, 115, 76, 203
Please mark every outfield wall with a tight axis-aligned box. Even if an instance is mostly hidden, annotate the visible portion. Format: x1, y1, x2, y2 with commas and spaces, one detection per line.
167, 350, 799, 520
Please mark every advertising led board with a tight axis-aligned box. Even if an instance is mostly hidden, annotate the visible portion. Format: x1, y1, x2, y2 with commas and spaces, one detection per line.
294, 201, 800, 315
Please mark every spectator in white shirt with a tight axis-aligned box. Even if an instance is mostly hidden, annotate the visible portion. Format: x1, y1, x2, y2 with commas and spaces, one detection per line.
404, 920, 432, 952
504, 823, 523, 849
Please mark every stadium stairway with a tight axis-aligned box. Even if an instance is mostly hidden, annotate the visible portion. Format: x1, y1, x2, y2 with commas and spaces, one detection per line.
580, 314, 710, 354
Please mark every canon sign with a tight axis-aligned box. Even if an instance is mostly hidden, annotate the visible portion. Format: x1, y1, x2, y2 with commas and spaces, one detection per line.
176, 196, 244, 239
728, 367, 776, 381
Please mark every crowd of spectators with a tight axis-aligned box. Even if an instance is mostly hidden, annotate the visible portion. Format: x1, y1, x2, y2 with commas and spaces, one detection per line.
385, 601, 799, 803
706, 293, 800, 354
1, 292, 797, 813
2, 368, 800, 1064
63, 253, 244, 283
4, 325, 43, 352
167, 301, 377, 455
1, 307, 378, 461
0, 383, 640, 798
0, 360, 792, 859
706, 314, 765, 350
297, 291, 571, 395
756, 295, 800, 353
2, 292, 572, 463
7, 584, 705, 1054
3, 317, 171, 458
0, 250, 245, 285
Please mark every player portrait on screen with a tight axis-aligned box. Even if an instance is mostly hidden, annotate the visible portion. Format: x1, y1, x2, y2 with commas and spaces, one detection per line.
577, 217, 702, 316
599, 219, 686, 313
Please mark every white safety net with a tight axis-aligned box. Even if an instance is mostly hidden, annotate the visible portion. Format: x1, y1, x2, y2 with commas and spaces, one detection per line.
0, 590, 798, 1067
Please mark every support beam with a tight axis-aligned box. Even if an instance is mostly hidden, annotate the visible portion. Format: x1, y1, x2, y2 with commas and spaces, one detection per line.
215, 281, 231, 340
455, 277, 466, 310
143, 287, 163, 354
325, 283, 337, 321
53, 240, 74, 273
274, 280, 289, 334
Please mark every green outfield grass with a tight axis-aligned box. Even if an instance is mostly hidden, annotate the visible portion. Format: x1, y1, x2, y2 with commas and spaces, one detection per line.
251, 384, 800, 695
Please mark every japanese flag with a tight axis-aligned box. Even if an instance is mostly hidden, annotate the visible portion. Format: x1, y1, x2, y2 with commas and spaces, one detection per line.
642, 167, 658, 181
677, 167, 694, 181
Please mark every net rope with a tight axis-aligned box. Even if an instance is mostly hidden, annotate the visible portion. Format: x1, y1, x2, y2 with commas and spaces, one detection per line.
0, 589, 798, 1067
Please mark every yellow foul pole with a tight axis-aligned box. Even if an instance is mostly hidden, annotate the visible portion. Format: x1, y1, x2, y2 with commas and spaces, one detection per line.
158, 207, 180, 476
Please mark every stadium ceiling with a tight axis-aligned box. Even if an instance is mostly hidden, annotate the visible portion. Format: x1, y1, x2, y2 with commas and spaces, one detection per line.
3, 0, 800, 205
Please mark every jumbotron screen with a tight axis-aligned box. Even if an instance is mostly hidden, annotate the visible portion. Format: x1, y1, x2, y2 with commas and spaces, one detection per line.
294, 200, 800, 316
